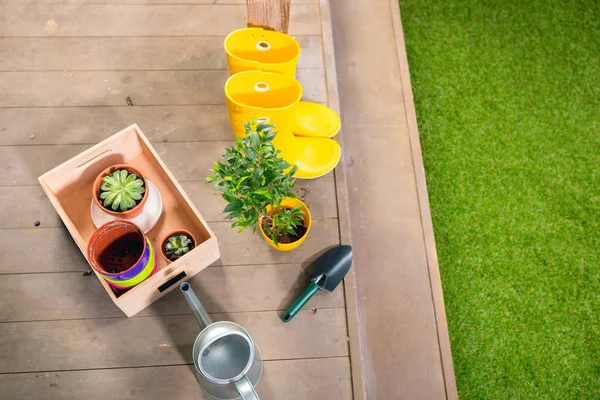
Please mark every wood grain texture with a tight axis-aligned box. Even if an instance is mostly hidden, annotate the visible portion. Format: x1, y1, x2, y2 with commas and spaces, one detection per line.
391, 1, 457, 397
0, 106, 232, 145
0, 264, 344, 322
0, 178, 336, 228
318, 0, 365, 398
247, 0, 291, 33
0, 102, 331, 146
0, 0, 360, 397
329, 1, 407, 128
0, 36, 323, 71
329, 0, 456, 397
0, 309, 348, 373
8, 0, 314, 4
0, 69, 325, 107
0, 4, 320, 37
0, 220, 339, 273
0, 358, 351, 400
214, 218, 339, 266
0, 141, 335, 186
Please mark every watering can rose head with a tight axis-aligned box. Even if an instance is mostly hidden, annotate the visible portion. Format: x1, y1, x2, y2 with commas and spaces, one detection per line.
206, 119, 304, 245
99, 169, 146, 212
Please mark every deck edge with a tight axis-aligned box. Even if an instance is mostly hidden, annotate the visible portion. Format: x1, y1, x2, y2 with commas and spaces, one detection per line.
389, 0, 458, 398
318, 0, 366, 399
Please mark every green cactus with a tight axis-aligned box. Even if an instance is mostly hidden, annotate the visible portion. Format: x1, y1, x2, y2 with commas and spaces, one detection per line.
99, 169, 146, 212
165, 235, 194, 261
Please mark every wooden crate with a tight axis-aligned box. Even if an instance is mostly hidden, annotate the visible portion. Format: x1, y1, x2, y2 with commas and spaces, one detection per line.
38, 124, 220, 316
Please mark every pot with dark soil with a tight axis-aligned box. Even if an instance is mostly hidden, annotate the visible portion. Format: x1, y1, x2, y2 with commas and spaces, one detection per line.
259, 197, 311, 251
92, 164, 148, 219
160, 230, 196, 263
87, 220, 157, 289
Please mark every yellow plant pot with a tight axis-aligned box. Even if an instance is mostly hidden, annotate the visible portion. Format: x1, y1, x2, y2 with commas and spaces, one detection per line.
259, 198, 311, 252
224, 28, 300, 78
224, 71, 341, 180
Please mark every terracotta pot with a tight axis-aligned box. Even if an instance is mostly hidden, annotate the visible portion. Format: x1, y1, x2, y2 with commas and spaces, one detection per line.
92, 164, 149, 219
87, 220, 157, 289
259, 197, 311, 252
160, 229, 197, 264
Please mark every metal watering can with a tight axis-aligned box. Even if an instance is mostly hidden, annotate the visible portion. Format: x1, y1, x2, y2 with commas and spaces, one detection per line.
180, 282, 263, 400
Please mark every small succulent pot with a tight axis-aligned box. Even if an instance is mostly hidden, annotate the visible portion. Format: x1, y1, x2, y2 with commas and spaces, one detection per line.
259, 197, 311, 252
87, 220, 157, 289
160, 229, 196, 264
92, 164, 149, 219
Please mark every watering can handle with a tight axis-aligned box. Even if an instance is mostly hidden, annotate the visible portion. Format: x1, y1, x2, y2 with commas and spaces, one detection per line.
234, 375, 260, 400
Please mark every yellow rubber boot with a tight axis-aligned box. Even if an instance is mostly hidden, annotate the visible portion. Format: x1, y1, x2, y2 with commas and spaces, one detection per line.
225, 28, 300, 78
225, 28, 341, 139
225, 71, 341, 179
294, 102, 341, 138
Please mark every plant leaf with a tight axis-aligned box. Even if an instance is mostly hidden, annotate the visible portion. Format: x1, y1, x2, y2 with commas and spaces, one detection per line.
223, 199, 243, 213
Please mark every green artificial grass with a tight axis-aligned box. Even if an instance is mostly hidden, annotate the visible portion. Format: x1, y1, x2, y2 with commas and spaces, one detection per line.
400, 0, 600, 398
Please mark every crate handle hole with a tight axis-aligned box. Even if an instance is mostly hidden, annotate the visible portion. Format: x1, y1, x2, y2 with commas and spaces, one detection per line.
158, 271, 187, 293
77, 149, 113, 169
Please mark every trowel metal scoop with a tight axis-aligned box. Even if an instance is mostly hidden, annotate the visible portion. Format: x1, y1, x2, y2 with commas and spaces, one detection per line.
281, 245, 353, 322
180, 282, 262, 400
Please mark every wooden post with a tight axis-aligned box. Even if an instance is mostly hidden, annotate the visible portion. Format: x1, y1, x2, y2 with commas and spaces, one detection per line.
246, 0, 291, 33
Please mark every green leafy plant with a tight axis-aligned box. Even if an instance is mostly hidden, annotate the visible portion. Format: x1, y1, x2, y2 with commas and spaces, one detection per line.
206, 120, 305, 245
164, 234, 194, 261
99, 169, 145, 212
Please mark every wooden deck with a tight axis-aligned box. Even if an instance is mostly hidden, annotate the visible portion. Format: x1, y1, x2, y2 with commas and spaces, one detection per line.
0, 0, 460, 398
0, 1, 359, 399
330, 0, 457, 398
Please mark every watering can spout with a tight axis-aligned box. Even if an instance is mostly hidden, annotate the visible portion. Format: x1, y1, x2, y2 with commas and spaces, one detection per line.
180, 282, 212, 329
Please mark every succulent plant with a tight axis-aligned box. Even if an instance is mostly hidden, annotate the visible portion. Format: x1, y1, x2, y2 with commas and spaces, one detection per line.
99, 169, 145, 212
165, 234, 194, 261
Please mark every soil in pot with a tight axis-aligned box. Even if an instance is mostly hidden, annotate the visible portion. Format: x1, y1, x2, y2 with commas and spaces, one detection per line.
260, 216, 308, 244
97, 231, 144, 274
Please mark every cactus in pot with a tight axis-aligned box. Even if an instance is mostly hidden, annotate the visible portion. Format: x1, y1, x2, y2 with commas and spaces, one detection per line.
99, 169, 146, 212
160, 230, 196, 263
92, 164, 149, 218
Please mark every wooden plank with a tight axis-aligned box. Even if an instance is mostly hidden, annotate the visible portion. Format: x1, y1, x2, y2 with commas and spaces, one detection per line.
0, 264, 344, 322
329, 0, 456, 397
0, 358, 352, 400
0, 309, 348, 373
0, 144, 88, 186
0, 106, 233, 145
8, 0, 315, 4
0, 140, 335, 186
0, 102, 333, 146
318, 0, 365, 398
0, 36, 323, 71
0, 219, 339, 273
214, 217, 339, 266
184, 178, 337, 222
0, 69, 325, 107
329, 1, 407, 128
0, 178, 336, 228
391, 1, 457, 397
0, 4, 320, 37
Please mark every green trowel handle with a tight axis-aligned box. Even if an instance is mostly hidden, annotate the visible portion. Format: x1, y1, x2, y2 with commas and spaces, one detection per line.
281, 280, 322, 323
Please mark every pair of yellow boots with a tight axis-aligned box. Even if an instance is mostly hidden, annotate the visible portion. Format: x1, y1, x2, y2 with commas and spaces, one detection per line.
224, 28, 341, 179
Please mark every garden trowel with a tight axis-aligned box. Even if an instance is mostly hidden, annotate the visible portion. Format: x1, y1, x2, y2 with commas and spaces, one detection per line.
281, 245, 353, 323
